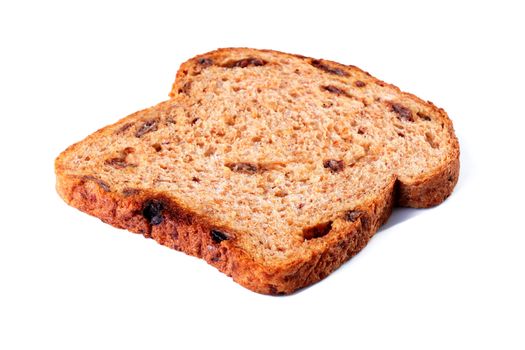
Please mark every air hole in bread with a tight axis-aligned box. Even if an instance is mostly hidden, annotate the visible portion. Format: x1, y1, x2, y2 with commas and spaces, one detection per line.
152, 143, 162, 152
274, 189, 288, 197
303, 221, 333, 240
425, 132, 439, 148
224, 115, 235, 126
417, 112, 432, 121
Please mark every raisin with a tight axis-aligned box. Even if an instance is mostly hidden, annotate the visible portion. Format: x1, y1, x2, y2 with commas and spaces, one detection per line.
142, 200, 164, 226
135, 120, 158, 137
198, 58, 213, 67
322, 85, 347, 95
210, 229, 229, 243
105, 157, 130, 169
321, 85, 355, 99
223, 57, 267, 68
311, 59, 349, 76
354, 80, 366, 87
97, 180, 110, 192
344, 210, 364, 222
323, 159, 344, 173
391, 103, 414, 122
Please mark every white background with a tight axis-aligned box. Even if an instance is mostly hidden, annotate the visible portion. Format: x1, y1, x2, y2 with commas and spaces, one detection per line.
1, 1, 524, 349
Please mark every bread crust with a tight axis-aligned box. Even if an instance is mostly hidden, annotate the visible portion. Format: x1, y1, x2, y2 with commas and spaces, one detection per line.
56, 48, 460, 295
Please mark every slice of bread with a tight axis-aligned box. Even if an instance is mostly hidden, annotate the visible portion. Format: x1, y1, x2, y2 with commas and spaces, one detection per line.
55, 48, 459, 295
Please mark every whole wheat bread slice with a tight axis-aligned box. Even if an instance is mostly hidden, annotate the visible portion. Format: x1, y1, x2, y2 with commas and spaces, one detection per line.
55, 48, 459, 295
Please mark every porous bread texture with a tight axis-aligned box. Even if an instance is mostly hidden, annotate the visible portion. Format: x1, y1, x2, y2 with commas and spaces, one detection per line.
56, 48, 459, 294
